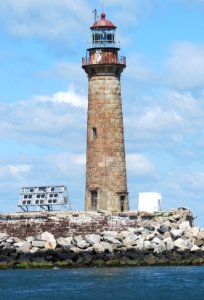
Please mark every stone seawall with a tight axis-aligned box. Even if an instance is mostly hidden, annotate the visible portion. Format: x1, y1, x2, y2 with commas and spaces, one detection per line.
1, 208, 204, 269
0, 208, 194, 239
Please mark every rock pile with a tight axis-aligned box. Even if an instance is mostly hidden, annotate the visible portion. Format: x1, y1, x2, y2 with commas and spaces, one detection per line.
0, 208, 204, 268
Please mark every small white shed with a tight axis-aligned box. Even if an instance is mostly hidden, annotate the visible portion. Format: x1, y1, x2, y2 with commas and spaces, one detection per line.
138, 192, 162, 213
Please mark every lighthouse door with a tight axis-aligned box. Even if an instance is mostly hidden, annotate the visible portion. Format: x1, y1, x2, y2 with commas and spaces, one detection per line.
120, 195, 125, 212
91, 191, 97, 211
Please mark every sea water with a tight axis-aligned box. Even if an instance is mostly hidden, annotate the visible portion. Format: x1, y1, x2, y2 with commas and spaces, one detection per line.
0, 266, 204, 300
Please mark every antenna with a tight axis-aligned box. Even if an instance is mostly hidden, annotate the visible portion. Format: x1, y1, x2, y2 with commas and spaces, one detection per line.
93, 9, 97, 23
102, 0, 104, 12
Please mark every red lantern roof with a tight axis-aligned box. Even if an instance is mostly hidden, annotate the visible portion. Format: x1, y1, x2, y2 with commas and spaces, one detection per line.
90, 12, 117, 29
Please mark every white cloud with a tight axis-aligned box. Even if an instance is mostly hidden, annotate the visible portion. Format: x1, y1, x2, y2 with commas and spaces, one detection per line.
133, 106, 184, 131
0, 86, 87, 148
127, 153, 155, 175
0, 0, 91, 51
166, 42, 204, 88
0, 164, 31, 180
31, 85, 87, 109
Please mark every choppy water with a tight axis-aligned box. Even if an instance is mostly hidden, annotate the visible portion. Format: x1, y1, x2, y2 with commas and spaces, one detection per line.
0, 267, 204, 300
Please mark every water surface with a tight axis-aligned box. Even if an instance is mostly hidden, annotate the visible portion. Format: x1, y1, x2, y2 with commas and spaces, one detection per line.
0, 266, 204, 299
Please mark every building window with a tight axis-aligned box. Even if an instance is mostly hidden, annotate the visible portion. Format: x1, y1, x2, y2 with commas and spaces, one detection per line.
120, 195, 125, 212
91, 191, 97, 211
92, 127, 97, 140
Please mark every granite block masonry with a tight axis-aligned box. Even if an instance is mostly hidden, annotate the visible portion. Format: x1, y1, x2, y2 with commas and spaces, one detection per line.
1, 208, 204, 268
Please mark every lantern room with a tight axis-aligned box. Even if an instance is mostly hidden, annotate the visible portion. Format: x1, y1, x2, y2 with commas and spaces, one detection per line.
91, 12, 117, 48
82, 12, 126, 71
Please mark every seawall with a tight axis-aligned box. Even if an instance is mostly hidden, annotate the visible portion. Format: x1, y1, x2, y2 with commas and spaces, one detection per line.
1, 208, 204, 269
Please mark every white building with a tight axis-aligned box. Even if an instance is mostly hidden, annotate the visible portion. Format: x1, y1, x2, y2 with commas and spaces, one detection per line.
138, 192, 162, 213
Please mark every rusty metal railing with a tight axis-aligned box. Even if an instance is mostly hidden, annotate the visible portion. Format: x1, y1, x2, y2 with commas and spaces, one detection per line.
82, 56, 126, 66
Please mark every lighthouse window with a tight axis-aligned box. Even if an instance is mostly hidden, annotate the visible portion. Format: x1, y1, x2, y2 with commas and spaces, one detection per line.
93, 33, 101, 43
107, 34, 114, 43
92, 127, 97, 140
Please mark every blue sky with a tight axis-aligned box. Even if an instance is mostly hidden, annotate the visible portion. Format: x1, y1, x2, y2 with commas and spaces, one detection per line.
0, 0, 204, 225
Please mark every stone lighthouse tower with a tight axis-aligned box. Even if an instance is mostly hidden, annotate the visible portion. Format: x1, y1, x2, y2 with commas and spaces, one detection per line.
82, 12, 128, 212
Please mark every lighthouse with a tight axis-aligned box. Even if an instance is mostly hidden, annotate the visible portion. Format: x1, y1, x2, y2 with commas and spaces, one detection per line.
82, 12, 128, 212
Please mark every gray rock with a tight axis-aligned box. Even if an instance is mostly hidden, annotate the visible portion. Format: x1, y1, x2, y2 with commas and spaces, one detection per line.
32, 240, 46, 248
171, 229, 183, 238
153, 242, 166, 253
152, 237, 161, 245
127, 227, 137, 233
134, 227, 144, 234
68, 246, 81, 253
103, 235, 121, 244
13, 237, 22, 243
145, 233, 156, 241
30, 247, 39, 254
6, 238, 14, 243
103, 242, 113, 253
190, 245, 200, 252
94, 242, 112, 253
135, 238, 144, 250
26, 236, 34, 243
171, 214, 181, 221
144, 241, 154, 250
1, 242, 12, 248
0, 233, 9, 242
13, 242, 24, 248
163, 237, 174, 251
118, 231, 129, 239
17, 241, 31, 253
158, 224, 170, 234
174, 238, 190, 250
85, 234, 100, 245
41, 232, 56, 250
179, 221, 190, 231
57, 237, 73, 246
74, 235, 83, 244
102, 231, 118, 237
77, 240, 89, 249
195, 239, 204, 247
123, 234, 138, 246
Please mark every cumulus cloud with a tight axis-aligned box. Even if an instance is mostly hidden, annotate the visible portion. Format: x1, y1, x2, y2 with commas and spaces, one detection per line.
0, 0, 90, 37
31, 85, 87, 108
0, 86, 87, 147
0, 0, 92, 53
166, 42, 204, 88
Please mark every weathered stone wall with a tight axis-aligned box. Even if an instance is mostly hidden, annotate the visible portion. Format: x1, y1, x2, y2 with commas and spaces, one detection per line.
0, 209, 194, 239
85, 73, 128, 212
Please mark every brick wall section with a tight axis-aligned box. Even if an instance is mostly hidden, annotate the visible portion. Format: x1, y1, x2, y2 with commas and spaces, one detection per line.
85, 74, 128, 212
0, 210, 194, 239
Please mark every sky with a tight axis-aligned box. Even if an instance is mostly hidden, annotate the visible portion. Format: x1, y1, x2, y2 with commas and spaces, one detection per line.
0, 0, 204, 226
